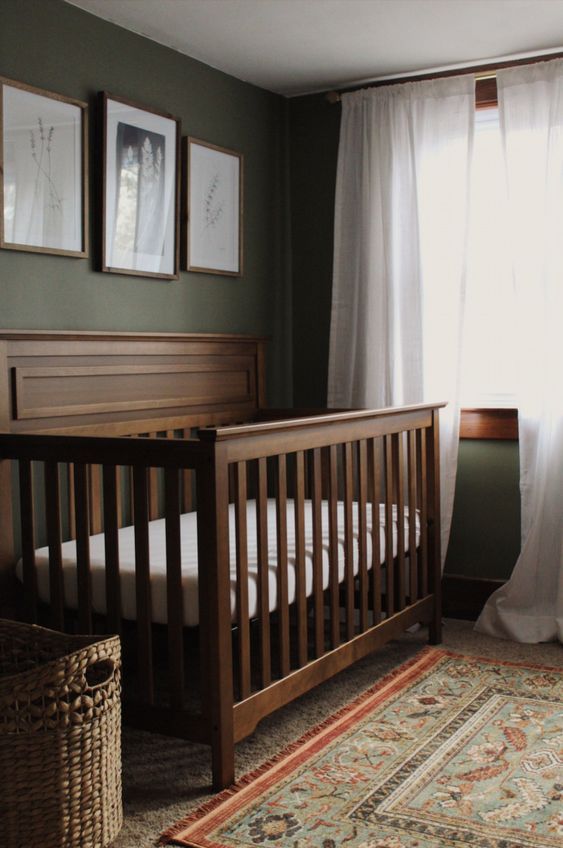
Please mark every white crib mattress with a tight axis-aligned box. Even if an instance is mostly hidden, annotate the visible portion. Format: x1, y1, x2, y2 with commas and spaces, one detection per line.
17, 500, 419, 626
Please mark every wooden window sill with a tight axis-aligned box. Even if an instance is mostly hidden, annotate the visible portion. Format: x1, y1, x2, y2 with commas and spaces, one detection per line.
460, 408, 518, 440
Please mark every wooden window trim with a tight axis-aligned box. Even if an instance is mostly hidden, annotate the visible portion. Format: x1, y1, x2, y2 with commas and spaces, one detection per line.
460, 408, 518, 440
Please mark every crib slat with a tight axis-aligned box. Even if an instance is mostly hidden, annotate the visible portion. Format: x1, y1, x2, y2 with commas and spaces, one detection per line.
19, 460, 38, 623
165, 467, 184, 709
103, 465, 122, 634
115, 465, 123, 528
183, 470, 193, 512
357, 440, 368, 631
311, 448, 324, 657
417, 428, 429, 597
67, 464, 76, 541
256, 457, 271, 687
408, 430, 418, 603
44, 462, 64, 630
294, 450, 308, 667
343, 442, 354, 640
182, 429, 193, 512
327, 445, 339, 649
149, 434, 159, 520
133, 465, 154, 704
88, 464, 102, 535
128, 439, 137, 525
275, 454, 290, 678
384, 436, 395, 616
74, 463, 92, 634
234, 461, 251, 700
393, 433, 406, 611
369, 439, 382, 625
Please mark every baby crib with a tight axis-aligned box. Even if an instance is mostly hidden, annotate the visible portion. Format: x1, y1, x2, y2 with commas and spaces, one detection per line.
0, 330, 443, 789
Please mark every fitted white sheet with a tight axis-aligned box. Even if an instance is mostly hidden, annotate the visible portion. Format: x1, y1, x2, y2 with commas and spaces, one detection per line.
17, 499, 419, 626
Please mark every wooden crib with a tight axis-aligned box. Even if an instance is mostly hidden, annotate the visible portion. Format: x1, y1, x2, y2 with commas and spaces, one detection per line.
0, 330, 444, 789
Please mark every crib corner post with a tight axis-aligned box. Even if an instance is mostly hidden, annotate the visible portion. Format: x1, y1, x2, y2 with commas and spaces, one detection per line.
427, 408, 442, 646
196, 442, 236, 790
0, 455, 15, 613
0, 341, 16, 613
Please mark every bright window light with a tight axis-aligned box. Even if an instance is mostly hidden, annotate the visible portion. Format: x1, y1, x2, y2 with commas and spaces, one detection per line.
460, 108, 518, 408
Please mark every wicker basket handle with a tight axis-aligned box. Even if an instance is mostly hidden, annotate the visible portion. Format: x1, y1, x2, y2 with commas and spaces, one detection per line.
84, 658, 117, 690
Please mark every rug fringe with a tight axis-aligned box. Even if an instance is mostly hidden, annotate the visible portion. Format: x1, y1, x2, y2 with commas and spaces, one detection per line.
159, 645, 441, 845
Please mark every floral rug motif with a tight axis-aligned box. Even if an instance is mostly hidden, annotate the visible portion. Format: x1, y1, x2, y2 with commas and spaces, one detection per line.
162, 648, 563, 848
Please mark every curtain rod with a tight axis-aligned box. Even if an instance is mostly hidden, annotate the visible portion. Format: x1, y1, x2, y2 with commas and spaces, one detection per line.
325, 51, 563, 103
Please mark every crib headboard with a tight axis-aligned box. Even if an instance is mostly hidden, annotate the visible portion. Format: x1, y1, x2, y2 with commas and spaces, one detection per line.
0, 330, 267, 435
0, 329, 267, 591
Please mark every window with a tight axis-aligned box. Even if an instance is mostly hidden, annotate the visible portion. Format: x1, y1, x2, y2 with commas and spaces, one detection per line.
460, 106, 519, 411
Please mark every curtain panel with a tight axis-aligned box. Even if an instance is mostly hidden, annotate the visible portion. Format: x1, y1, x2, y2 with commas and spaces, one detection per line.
328, 76, 475, 559
476, 60, 563, 643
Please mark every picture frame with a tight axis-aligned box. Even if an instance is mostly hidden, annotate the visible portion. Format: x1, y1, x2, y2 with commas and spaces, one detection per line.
0, 76, 88, 257
184, 137, 243, 276
101, 92, 180, 279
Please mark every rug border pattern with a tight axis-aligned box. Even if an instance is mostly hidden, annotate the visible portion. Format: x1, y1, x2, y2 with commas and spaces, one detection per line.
161, 648, 563, 847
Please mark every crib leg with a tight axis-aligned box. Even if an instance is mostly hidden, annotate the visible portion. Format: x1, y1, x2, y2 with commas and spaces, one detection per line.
197, 448, 236, 792
428, 614, 442, 645
428, 572, 443, 645
212, 734, 235, 791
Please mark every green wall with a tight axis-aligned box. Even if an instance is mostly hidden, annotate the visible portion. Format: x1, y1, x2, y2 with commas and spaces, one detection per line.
0, 0, 292, 403
1, 1, 522, 581
288, 91, 521, 581
445, 441, 521, 580
289, 94, 339, 408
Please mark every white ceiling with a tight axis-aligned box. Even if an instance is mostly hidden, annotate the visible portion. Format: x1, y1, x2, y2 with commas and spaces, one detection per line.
65, 0, 563, 97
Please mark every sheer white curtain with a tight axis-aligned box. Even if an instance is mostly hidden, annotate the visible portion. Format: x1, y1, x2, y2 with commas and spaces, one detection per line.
328, 77, 475, 557
476, 61, 563, 643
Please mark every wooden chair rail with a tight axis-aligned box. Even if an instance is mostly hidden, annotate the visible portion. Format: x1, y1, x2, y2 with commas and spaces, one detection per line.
460, 408, 518, 440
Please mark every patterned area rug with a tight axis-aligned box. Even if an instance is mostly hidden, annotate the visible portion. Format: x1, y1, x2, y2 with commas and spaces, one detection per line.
161, 648, 563, 848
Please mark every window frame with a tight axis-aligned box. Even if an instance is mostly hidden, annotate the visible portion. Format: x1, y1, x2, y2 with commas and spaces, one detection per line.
459, 77, 518, 441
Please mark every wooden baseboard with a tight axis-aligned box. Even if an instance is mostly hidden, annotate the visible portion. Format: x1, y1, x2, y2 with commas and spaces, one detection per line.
442, 574, 505, 620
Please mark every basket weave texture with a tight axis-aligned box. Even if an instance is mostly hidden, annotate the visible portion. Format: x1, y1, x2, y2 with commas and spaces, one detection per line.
0, 619, 122, 848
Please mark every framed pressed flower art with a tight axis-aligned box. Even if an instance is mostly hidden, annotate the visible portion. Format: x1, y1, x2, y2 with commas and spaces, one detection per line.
184, 137, 243, 276
101, 92, 180, 279
0, 76, 88, 257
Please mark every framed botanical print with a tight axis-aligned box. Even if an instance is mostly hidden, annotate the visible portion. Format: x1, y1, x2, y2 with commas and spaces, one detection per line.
0, 77, 88, 257
101, 92, 180, 279
184, 137, 243, 276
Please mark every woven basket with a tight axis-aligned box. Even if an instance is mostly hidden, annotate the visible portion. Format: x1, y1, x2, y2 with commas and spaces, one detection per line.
0, 619, 122, 848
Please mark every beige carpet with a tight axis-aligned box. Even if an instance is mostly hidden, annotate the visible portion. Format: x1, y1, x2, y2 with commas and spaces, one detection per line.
112, 620, 562, 848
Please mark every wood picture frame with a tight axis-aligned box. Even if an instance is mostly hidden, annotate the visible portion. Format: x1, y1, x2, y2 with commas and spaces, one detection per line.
184, 137, 243, 276
101, 92, 180, 280
0, 76, 88, 258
